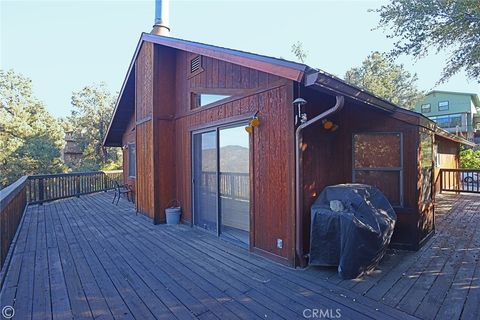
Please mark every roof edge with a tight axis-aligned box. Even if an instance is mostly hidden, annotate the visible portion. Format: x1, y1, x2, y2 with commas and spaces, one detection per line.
435, 127, 476, 147
103, 34, 144, 147
304, 70, 397, 112
141, 33, 308, 82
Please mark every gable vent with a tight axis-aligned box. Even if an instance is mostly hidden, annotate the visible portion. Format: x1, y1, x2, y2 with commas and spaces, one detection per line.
190, 55, 201, 73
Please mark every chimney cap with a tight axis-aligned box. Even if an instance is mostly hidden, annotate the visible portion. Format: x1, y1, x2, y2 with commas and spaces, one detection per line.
151, 0, 170, 36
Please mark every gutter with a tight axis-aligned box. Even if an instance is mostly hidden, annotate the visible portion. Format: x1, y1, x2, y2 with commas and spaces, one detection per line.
294, 95, 345, 267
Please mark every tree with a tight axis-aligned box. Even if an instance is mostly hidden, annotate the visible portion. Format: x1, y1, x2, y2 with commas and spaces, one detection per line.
291, 41, 308, 63
344, 52, 424, 109
460, 147, 480, 169
67, 83, 121, 171
374, 0, 480, 84
0, 69, 65, 188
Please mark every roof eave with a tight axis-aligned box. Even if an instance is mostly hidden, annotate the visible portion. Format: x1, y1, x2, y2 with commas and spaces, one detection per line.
303, 70, 397, 112
141, 33, 308, 82
435, 128, 476, 147
103, 35, 144, 147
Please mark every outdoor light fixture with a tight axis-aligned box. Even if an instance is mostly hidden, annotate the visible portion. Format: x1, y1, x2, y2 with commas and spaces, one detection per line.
123, 145, 128, 150
245, 116, 260, 133
322, 119, 334, 130
293, 97, 307, 125
249, 117, 260, 127
322, 119, 339, 132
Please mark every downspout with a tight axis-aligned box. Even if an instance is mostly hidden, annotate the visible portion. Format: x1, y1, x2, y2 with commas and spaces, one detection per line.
295, 95, 345, 267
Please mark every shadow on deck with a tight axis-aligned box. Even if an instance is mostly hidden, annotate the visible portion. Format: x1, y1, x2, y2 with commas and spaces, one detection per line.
0, 192, 478, 319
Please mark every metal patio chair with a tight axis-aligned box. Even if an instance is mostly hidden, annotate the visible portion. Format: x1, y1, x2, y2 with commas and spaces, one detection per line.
112, 181, 132, 205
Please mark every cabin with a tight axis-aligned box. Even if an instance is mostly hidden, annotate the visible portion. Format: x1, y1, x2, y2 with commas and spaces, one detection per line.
104, 32, 474, 267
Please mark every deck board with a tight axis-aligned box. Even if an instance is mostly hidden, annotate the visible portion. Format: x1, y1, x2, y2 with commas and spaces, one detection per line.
0, 191, 478, 319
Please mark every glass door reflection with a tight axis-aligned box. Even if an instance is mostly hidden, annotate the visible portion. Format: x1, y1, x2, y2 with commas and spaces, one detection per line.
219, 126, 250, 246
193, 131, 218, 232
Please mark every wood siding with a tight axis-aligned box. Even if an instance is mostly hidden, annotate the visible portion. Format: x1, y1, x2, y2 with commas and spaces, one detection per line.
122, 115, 136, 199
126, 42, 454, 266
152, 45, 177, 224
129, 46, 295, 263
135, 42, 155, 219
174, 50, 294, 262
434, 136, 460, 193
300, 88, 422, 253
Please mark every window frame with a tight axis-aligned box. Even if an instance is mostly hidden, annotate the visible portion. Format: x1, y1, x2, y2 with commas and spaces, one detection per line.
352, 132, 404, 207
189, 88, 245, 111
438, 101, 449, 111
128, 143, 136, 178
421, 103, 431, 113
191, 92, 232, 109
430, 113, 463, 129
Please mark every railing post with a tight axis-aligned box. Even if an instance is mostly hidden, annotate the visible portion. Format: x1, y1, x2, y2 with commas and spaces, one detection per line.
103, 173, 107, 191
439, 170, 443, 194
38, 178, 44, 204
75, 175, 80, 197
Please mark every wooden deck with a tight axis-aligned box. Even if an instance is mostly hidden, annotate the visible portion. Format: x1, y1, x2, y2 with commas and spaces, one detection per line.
0, 192, 478, 319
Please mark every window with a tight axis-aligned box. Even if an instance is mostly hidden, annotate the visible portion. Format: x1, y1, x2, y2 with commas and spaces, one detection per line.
430, 114, 463, 129
353, 133, 403, 206
128, 143, 136, 177
419, 131, 433, 204
438, 101, 449, 111
191, 93, 231, 109
421, 104, 431, 113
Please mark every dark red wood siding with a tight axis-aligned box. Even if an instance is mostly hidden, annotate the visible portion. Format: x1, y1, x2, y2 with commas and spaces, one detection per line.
122, 115, 136, 199
174, 50, 295, 264
135, 42, 155, 219
300, 87, 424, 253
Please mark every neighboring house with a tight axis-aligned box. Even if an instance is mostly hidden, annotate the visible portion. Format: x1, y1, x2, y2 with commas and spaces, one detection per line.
62, 131, 83, 167
104, 1, 474, 267
415, 91, 480, 141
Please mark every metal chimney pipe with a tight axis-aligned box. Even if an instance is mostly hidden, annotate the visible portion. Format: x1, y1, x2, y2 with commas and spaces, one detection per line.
151, 0, 170, 36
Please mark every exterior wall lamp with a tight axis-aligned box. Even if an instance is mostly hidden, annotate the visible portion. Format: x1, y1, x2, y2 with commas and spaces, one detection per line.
245, 116, 260, 133
322, 119, 339, 132
293, 98, 307, 125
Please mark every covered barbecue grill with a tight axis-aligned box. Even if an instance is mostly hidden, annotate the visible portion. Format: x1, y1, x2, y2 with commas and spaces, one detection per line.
309, 184, 396, 279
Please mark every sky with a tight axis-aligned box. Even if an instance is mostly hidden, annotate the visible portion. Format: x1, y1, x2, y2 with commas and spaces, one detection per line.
1, 0, 479, 118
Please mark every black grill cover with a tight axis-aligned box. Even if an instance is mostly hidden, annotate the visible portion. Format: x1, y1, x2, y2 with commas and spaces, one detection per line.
309, 184, 396, 279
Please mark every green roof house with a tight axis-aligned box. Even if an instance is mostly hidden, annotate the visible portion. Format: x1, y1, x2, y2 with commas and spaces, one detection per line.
415, 90, 480, 142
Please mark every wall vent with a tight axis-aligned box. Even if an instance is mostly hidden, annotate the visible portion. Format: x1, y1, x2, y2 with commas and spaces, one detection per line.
190, 55, 201, 73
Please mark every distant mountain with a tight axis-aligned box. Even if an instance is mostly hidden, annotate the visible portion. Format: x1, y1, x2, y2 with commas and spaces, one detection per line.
200, 145, 249, 173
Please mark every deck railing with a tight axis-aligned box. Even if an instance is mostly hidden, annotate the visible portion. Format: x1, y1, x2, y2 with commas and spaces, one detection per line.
200, 172, 249, 201
0, 176, 28, 268
27, 170, 123, 204
0, 170, 123, 269
440, 168, 480, 194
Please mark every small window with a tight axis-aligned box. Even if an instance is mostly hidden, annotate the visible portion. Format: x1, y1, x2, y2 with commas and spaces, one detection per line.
128, 143, 136, 177
191, 93, 231, 109
438, 101, 449, 111
421, 104, 431, 113
353, 133, 403, 206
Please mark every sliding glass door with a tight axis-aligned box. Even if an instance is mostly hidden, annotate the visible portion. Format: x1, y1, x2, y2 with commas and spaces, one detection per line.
193, 131, 218, 232
192, 124, 250, 246
219, 126, 250, 244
